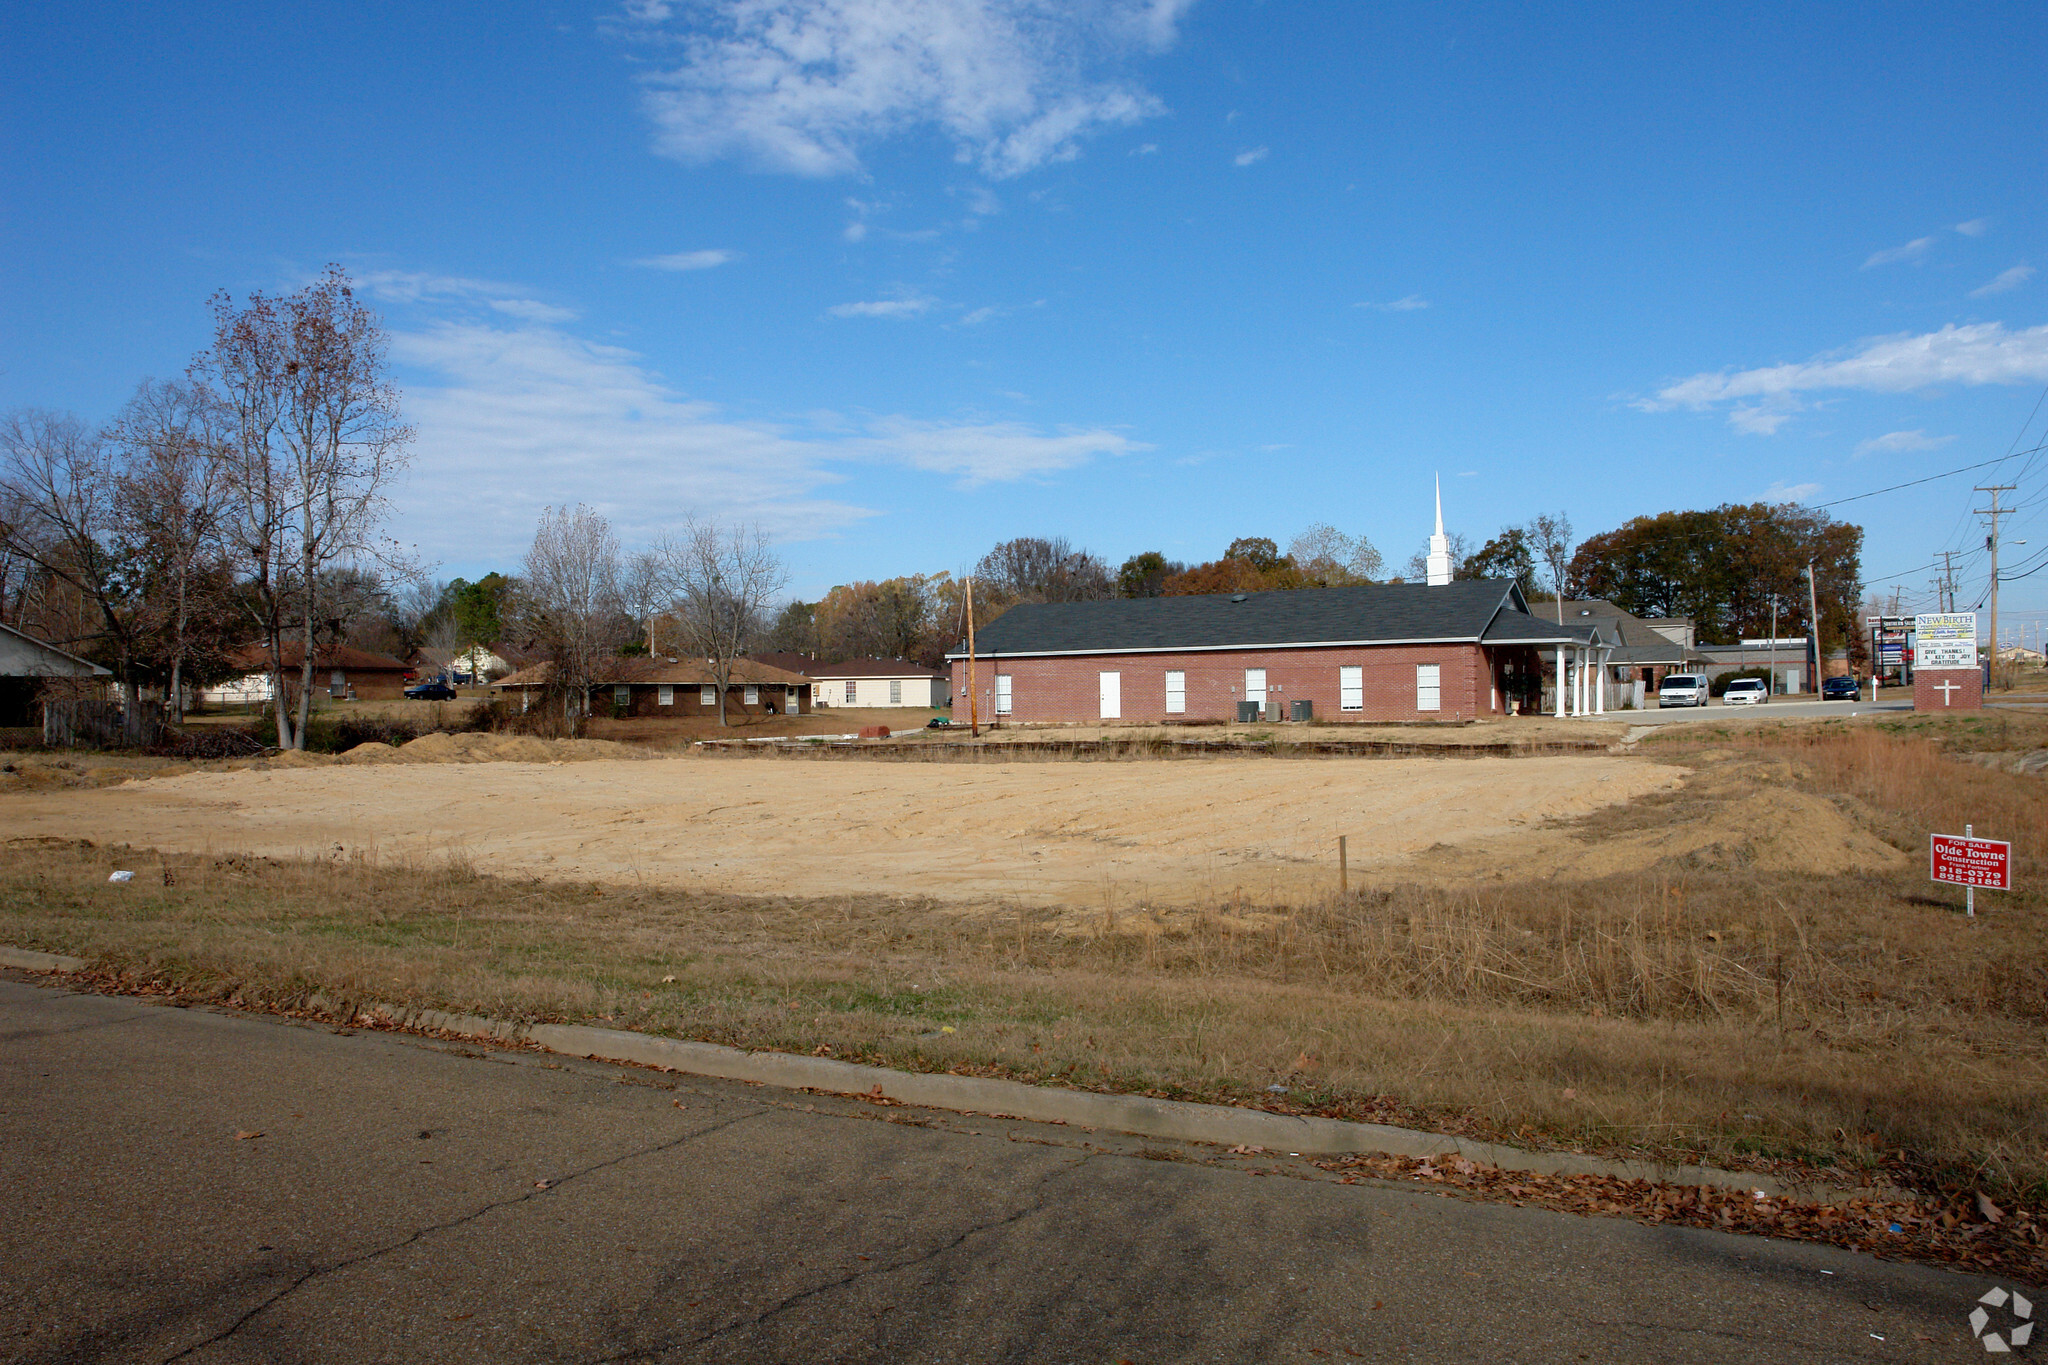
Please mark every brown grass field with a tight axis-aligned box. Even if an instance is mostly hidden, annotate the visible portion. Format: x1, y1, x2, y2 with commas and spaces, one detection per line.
3, 710, 2046, 1240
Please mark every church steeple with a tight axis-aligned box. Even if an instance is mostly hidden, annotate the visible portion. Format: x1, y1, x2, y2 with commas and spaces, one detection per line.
1425, 474, 1453, 586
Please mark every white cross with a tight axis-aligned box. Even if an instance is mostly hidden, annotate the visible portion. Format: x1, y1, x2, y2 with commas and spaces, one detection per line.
1935, 678, 1961, 706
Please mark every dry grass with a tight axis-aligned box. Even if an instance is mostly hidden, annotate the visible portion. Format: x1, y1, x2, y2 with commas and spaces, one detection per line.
4, 722, 2044, 1206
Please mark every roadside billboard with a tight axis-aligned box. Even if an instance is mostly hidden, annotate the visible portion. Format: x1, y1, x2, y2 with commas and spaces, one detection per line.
1913, 613, 1979, 671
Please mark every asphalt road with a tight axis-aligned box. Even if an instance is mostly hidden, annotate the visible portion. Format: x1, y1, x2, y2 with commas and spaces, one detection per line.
1621, 697, 1913, 725
0, 977, 2016, 1364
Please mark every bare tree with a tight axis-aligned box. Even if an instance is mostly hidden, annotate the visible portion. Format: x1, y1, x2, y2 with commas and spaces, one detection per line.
0, 409, 142, 703
658, 518, 787, 726
972, 536, 1111, 603
107, 378, 231, 719
197, 266, 414, 749
523, 505, 625, 723
1526, 512, 1575, 623
1287, 524, 1383, 586
621, 549, 667, 656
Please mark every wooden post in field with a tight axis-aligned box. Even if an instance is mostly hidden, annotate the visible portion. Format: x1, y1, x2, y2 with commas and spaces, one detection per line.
1338, 835, 1348, 895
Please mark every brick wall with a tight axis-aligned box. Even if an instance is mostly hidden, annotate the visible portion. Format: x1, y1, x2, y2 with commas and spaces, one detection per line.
949, 644, 1502, 723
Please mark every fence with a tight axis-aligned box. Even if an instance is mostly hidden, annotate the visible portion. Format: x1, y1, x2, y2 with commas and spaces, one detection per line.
42, 700, 169, 750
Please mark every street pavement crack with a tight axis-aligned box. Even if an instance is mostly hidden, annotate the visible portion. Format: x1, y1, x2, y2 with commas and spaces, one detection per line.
156, 1107, 767, 1363
591, 1151, 1099, 1363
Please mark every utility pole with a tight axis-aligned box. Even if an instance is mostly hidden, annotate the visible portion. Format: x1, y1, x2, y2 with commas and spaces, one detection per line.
1805, 562, 1822, 695
965, 576, 980, 737
1938, 551, 1958, 613
1976, 485, 2015, 691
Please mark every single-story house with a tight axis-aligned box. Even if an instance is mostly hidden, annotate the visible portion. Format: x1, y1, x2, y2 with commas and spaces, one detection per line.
1694, 639, 1823, 694
494, 658, 813, 718
201, 643, 413, 706
945, 579, 1613, 723
0, 622, 112, 726
1547, 600, 1705, 707
809, 658, 951, 709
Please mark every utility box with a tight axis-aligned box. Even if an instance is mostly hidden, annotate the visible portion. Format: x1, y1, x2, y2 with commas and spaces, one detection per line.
1264, 700, 1283, 723
1290, 699, 1313, 722
1236, 700, 1261, 723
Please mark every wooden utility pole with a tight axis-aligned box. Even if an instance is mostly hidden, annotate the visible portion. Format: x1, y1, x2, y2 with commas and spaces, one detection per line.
1805, 562, 1822, 695
1977, 484, 2015, 691
965, 576, 980, 737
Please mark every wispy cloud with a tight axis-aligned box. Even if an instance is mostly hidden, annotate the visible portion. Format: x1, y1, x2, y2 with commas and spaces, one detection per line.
1853, 429, 1956, 458
958, 305, 1003, 325
355, 270, 579, 324
1355, 295, 1429, 312
621, 0, 1194, 179
1764, 481, 1822, 502
1130, 142, 1158, 155
488, 298, 580, 324
845, 416, 1144, 484
828, 296, 935, 319
1956, 218, 1990, 237
631, 249, 739, 271
1727, 403, 1797, 436
1970, 265, 2035, 298
1233, 146, 1268, 167
1862, 236, 1936, 269
1642, 323, 2048, 429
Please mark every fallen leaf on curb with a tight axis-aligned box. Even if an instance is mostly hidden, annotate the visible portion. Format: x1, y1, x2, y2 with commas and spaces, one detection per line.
235, 1130, 262, 1140
534, 1179, 551, 1190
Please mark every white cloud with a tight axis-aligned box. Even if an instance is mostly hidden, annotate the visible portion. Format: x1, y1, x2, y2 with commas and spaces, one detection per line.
1763, 481, 1821, 502
958, 305, 1002, 325
1355, 295, 1429, 312
828, 296, 935, 318
1233, 145, 1268, 167
631, 249, 739, 271
1956, 218, 1990, 237
1862, 236, 1936, 269
1643, 324, 2048, 420
1130, 141, 1158, 155
385, 317, 1143, 560
488, 298, 581, 324
1727, 403, 1796, 436
624, 0, 1194, 180
1970, 264, 2035, 298
1853, 429, 1956, 458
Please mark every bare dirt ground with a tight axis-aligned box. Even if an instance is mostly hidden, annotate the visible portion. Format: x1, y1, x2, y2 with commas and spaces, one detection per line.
3, 750, 1690, 906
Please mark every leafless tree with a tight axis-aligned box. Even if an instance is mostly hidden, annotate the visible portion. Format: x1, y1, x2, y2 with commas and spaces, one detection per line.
621, 549, 667, 656
1526, 512, 1575, 623
1288, 524, 1383, 586
972, 536, 1111, 603
107, 378, 232, 719
523, 504, 625, 723
657, 518, 787, 726
0, 409, 142, 702
197, 266, 415, 748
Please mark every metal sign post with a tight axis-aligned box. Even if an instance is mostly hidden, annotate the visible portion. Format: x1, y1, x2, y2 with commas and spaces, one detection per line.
1930, 824, 2012, 917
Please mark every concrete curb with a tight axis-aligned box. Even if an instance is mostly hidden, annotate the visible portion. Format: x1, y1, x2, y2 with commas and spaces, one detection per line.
3, 954, 1870, 1202
0, 946, 88, 974
311, 993, 1846, 1201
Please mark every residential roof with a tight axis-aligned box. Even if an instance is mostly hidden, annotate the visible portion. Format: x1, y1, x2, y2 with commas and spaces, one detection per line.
494, 658, 813, 689
747, 651, 823, 676
1550, 600, 1699, 666
0, 621, 112, 677
229, 642, 411, 673
808, 657, 945, 679
945, 581, 1604, 659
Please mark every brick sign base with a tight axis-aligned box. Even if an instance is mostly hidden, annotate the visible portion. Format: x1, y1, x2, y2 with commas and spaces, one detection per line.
1913, 670, 1983, 711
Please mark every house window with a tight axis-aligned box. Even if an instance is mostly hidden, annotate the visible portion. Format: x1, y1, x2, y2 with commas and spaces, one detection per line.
744, 685, 759, 706
1340, 666, 1363, 711
613, 685, 632, 708
845, 680, 859, 706
995, 674, 1012, 714
700, 684, 716, 705
889, 679, 902, 705
1415, 664, 1441, 712
1165, 670, 1186, 714
657, 685, 674, 706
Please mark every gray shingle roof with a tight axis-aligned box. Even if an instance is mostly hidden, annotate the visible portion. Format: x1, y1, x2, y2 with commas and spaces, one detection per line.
948, 580, 1601, 658
1551, 599, 1698, 665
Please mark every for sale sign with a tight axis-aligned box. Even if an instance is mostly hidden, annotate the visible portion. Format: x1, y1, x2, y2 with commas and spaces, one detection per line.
1930, 833, 2011, 890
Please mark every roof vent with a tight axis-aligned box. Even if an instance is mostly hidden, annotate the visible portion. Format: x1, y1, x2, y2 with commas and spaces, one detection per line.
1231, 594, 1248, 603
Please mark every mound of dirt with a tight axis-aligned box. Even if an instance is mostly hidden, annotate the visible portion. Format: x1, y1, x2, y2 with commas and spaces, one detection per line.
394, 731, 644, 764
1569, 785, 1909, 877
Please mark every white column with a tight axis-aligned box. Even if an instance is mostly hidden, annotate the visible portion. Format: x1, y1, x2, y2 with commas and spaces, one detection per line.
1594, 654, 1606, 714
1555, 647, 1565, 716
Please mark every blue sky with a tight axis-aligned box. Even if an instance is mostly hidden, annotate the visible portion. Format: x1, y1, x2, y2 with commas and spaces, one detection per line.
5, 1, 2048, 629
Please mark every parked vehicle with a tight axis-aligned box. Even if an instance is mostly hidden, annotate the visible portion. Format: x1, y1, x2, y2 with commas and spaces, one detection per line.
1656, 673, 1710, 708
404, 680, 457, 700
1822, 675, 1861, 701
1721, 677, 1768, 705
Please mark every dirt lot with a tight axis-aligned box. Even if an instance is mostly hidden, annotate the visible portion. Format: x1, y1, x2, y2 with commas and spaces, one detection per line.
0, 749, 1688, 906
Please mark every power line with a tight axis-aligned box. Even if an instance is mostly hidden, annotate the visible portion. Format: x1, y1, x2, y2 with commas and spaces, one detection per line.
1809, 442, 2048, 510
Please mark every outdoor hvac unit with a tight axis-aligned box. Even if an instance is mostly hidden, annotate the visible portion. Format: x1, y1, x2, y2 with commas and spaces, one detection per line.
1264, 700, 1283, 723
1237, 701, 1261, 723
1290, 699, 1313, 722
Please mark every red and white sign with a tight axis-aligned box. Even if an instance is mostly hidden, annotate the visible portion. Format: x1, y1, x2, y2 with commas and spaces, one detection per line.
1930, 833, 2011, 890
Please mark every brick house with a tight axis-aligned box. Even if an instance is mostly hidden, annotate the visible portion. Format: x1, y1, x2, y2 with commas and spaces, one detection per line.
494, 658, 812, 719
203, 643, 413, 706
946, 579, 1609, 724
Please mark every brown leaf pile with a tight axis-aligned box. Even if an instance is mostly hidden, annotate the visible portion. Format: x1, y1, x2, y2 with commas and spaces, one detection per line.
1313, 1150, 2047, 1281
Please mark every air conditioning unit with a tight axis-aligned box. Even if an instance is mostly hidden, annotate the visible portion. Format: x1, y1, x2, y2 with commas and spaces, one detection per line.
1237, 701, 1261, 723
1264, 700, 1283, 723
1290, 699, 1313, 722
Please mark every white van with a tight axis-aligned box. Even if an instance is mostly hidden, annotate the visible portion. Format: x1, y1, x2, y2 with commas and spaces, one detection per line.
1657, 673, 1710, 708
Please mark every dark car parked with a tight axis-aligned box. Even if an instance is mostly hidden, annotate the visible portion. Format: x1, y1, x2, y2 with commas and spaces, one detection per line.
1821, 675, 1861, 701
404, 679, 457, 700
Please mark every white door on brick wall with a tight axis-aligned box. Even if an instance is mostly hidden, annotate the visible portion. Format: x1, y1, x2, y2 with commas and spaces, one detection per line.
1099, 671, 1121, 719
996, 674, 1012, 714
1244, 669, 1267, 708
1164, 670, 1185, 714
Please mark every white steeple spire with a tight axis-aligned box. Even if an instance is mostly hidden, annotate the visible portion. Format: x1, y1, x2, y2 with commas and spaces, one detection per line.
1425, 473, 1453, 586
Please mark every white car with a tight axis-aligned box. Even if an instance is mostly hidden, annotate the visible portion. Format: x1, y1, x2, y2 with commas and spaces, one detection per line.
1721, 677, 1768, 705
1657, 673, 1710, 707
